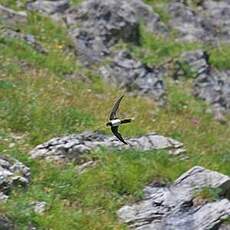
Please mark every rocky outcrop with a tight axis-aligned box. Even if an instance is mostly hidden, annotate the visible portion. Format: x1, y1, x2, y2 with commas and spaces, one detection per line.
65, 0, 139, 65
0, 4, 27, 26
64, 0, 166, 65
29, 131, 185, 163
176, 50, 230, 121
169, 0, 230, 43
0, 155, 30, 202
100, 51, 166, 105
27, 0, 69, 20
1, 28, 48, 54
118, 166, 230, 230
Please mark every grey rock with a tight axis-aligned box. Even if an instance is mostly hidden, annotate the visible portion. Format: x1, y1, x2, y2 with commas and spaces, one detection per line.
176, 50, 230, 120
65, 0, 166, 65
100, 51, 166, 105
168, 0, 230, 43
169, 2, 205, 42
65, 0, 139, 65
1, 28, 48, 54
29, 131, 185, 163
27, 0, 69, 20
31, 201, 47, 214
0, 155, 30, 201
128, 0, 167, 34
118, 166, 230, 230
0, 4, 27, 26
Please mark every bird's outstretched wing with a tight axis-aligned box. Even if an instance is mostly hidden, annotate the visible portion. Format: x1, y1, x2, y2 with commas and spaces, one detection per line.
109, 95, 124, 120
111, 126, 127, 144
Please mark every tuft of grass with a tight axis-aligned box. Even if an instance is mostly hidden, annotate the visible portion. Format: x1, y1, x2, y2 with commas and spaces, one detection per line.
193, 187, 222, 203
0, 0, 28, 10
144, 0, 171, 24
144, 0, 170, 4
209, 45, 230, 70
70, 0, 83, 6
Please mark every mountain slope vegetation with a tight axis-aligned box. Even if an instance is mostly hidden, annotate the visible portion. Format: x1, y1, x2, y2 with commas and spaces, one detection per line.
0, 0, 229, 229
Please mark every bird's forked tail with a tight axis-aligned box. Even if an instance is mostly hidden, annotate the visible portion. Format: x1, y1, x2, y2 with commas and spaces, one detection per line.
121, 118, 132, 124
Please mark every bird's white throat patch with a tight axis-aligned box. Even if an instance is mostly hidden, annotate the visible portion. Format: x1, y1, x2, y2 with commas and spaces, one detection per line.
110, 119, 121, 126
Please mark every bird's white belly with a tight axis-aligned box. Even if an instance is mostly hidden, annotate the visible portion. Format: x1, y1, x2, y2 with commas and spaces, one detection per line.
111, 119, 121, 126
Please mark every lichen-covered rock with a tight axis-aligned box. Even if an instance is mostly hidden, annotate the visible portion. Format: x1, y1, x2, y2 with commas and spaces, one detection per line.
100, 51, 166, 105
0, 155, 30, 201
29, 131, 185, 163
0, 4, 27, 26
65, 0, 139, 65
65, 0, 166, 65
128, 0, 167, 34
176, 50, 230, 121
118, 166, 230, 230
27, 0, 69, 20
169, 0, 230, 43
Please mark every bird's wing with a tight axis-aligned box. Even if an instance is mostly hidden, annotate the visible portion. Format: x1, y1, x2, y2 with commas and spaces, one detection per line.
109, 95, 124, 120
111, 126, 127, 144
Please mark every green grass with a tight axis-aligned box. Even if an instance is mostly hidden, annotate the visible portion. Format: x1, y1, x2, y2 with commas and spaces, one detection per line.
193, 187, 222, 203
0, 3, 230, 230
0, 12, 79, 78
0, 0, 27, 10
131, 26, 230, 71
0, 0, 82, 10
144, 0, 171, 24
209, 45, 230, 69
130, 26, 202, 65
2, 148, 188, 230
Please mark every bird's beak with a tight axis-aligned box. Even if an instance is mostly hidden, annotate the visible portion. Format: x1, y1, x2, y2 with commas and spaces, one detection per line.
106, 122, 110, 126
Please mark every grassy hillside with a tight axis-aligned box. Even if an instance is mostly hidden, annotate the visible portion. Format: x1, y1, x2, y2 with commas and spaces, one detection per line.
0, 1, 230, 229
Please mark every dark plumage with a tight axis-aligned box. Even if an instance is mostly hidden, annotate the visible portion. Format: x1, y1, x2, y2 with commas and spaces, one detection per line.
106, 95, 132, 144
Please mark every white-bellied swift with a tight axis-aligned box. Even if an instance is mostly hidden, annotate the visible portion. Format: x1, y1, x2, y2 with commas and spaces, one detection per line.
106, 95, 132, 144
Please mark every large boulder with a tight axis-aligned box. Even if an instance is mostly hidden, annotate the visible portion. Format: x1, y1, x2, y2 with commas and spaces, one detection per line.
65, 0, 139, 65
100, 51, 166, 105
64, 0, 166, 65
168, 0, 230, 43
118, 166, 230, 230
176, 50, 230, 121
0, 155, 30, 201
29, 131, 185, 163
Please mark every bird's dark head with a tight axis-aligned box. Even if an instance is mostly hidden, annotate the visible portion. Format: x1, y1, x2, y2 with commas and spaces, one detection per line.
106, 122, 112, 127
